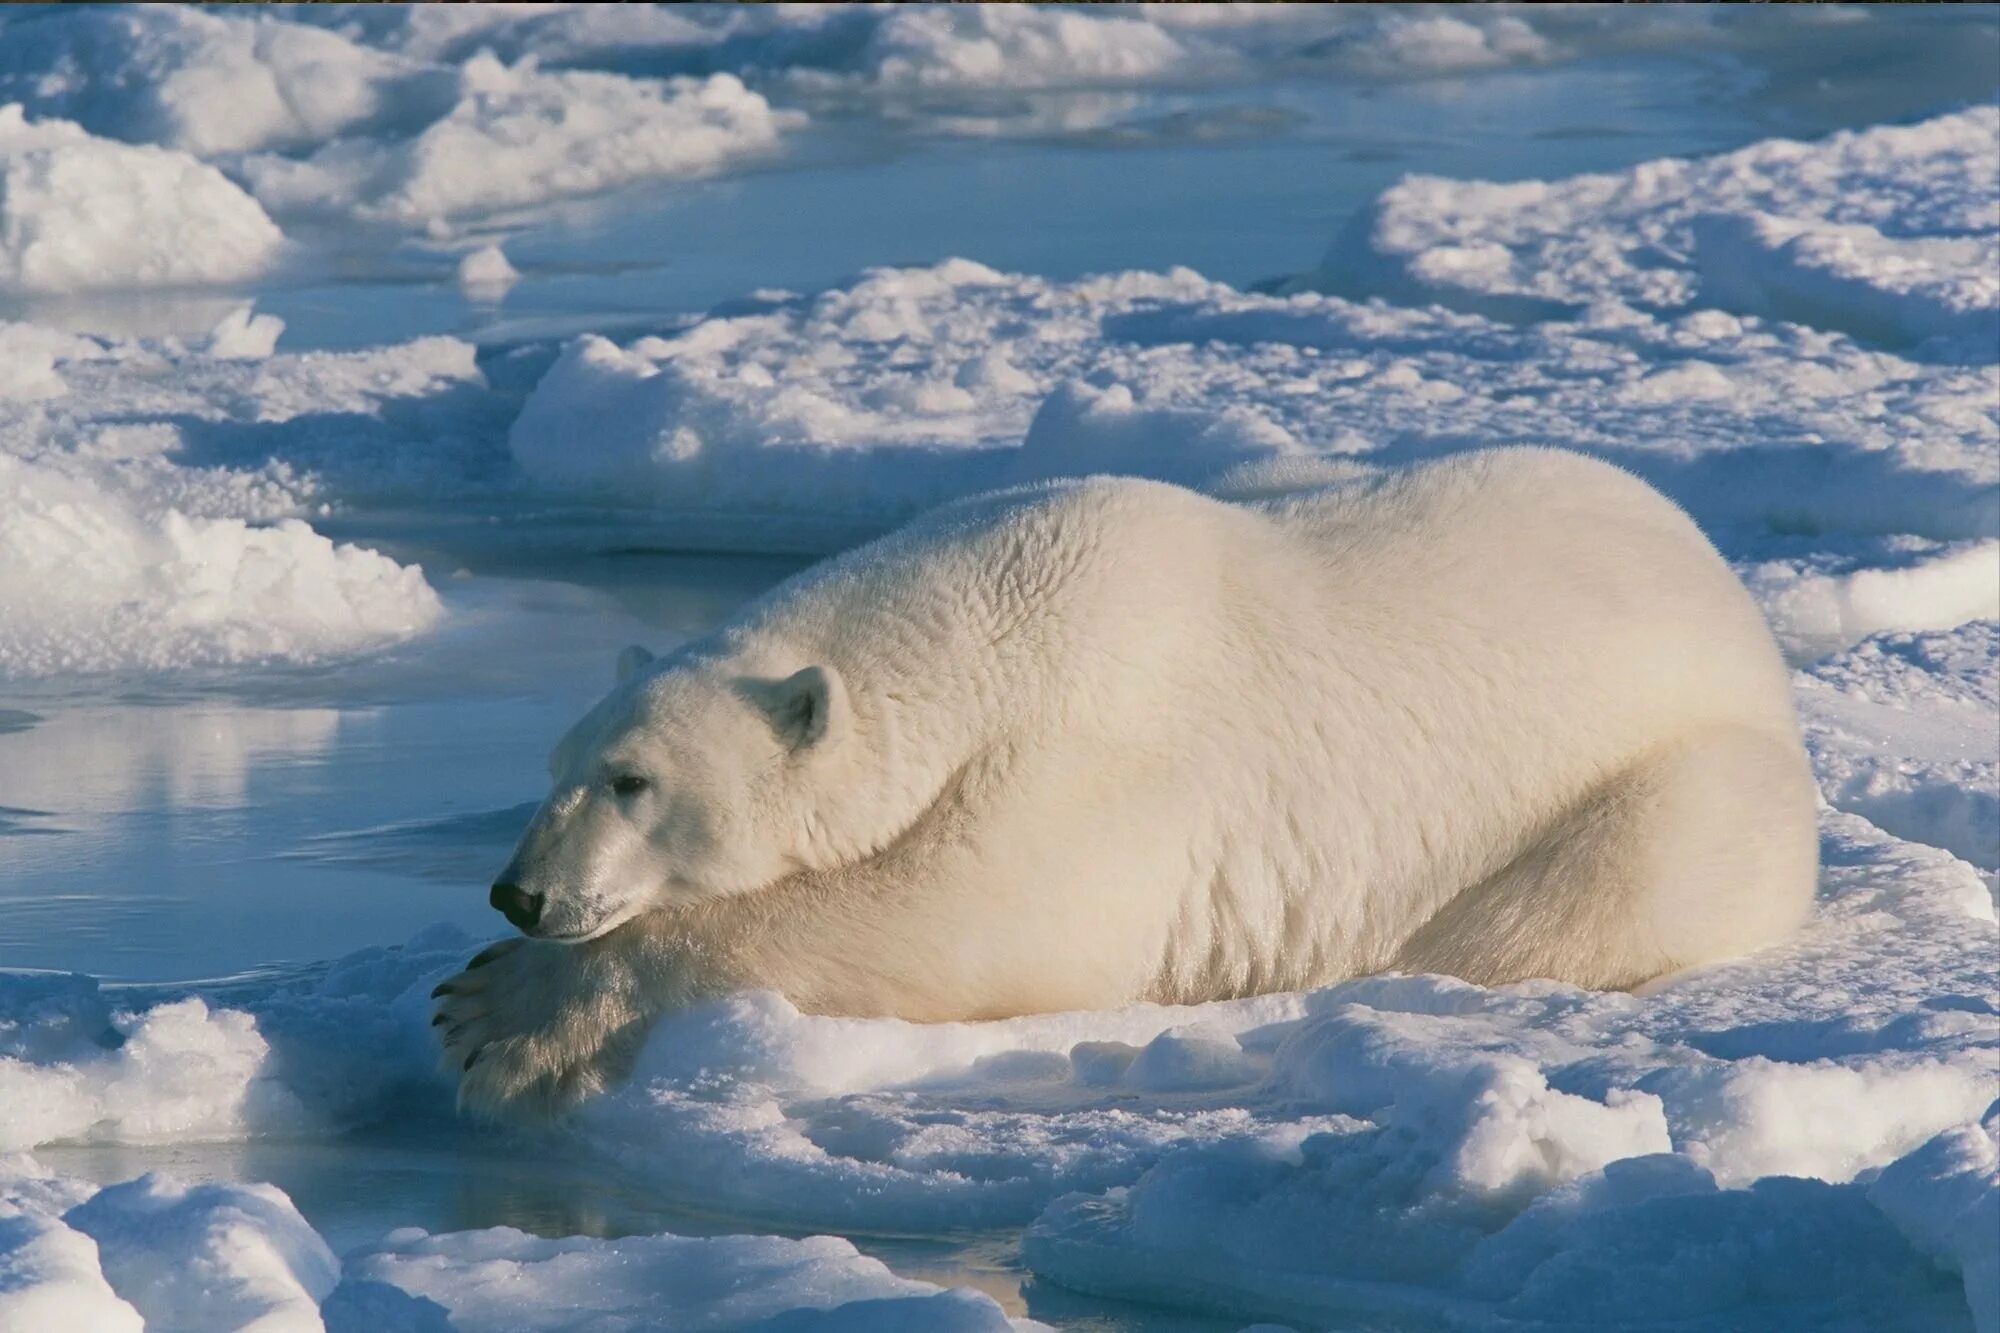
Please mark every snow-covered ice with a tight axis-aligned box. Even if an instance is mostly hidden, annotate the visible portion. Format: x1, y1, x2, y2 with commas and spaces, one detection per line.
0, 104, 283, 295
1302, 105, 2000, 353
454, 244, 517, 304
241, 59, 800, 228
0, 5, 1993, 1329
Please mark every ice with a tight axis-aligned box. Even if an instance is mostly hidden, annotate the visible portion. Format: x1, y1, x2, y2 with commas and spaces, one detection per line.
0, 640, 1993, 1321
0, 4, 447, 158
0, 1153, 1036, 1332
1303, 106, 2000, 352
455, 244, 518, 303
66, 1174, 339, 1333
240, 57, 800, 228
336, 1227, 1032, 1332
0, 453, 441, 678
507, 258, 1996, 624
205, 305, 286, 361
0, 104, 283, 294
1870, 1108, 2000, 1333
0, 325, 502, 677
0, 1161, 140, 1332
1799, 620, 2000, 870
0, 15, 1992, 1326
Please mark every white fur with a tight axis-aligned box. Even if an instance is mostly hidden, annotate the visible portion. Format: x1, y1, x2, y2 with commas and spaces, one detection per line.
435, 448, 1817, 1117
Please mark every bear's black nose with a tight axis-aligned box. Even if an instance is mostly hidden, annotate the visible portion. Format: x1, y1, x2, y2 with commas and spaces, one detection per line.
489, 881, 544, 932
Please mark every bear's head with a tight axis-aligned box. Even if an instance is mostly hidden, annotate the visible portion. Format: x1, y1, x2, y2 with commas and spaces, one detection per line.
489, 643, 851, 942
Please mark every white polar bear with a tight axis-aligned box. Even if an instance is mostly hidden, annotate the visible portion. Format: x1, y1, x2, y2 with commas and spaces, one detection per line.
434, 447, 1817, 1117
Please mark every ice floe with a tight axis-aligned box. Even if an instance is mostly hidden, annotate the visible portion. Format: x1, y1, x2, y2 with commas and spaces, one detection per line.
0, 1151, 1038, 1331
0, 3, 447, 158
0, 105, 283, 294
240, 58, 800, 228
1304, 106, 2000, 354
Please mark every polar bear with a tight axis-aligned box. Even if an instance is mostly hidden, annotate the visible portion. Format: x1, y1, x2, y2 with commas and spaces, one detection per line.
434, 447, 1817, 1117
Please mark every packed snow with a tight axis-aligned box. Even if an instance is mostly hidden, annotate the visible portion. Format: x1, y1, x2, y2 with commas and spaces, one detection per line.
1303, 105, 2000, 354
0, 5, 1993, 1330
454, 244, 517, 303
240, 59, 799, 228
0, 105, 282, 295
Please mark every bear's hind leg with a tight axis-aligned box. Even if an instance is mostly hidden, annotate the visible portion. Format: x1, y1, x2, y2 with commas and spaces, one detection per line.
1394, 725, 1819, 991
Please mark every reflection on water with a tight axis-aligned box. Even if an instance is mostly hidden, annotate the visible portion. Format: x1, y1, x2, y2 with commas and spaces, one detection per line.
0, 559, 805, 981
35, 1127, 1233, 1331
19, 1081, 1508, 1331
0, 704, 341, 818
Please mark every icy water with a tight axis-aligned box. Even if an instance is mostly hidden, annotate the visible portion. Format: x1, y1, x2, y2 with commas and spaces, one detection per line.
3, 11, 1993, 1327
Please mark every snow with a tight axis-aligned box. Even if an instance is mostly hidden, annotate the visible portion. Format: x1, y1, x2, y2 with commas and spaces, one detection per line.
506, 254, 1996, 618
0, 326, 502, 677
65, 1174, 339, 1333
0, 453, 441, 678
240, 58, 800, 228
205, 305, 285, 361
2, 614, 1993, 1323
0, 1153, 1038, 1332
0, 104, 283, 294
455, 244, 518, 302
0, 13, 1991, 1327
0, 697, 1991, 1326
338, 1227, 1032, 1332
0, 3, 447, 158
1871, 1109, 2000, 1333
1304, 105, 2000, 353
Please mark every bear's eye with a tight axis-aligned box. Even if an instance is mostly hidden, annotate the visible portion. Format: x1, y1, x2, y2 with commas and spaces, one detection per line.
610, 774, 649, 797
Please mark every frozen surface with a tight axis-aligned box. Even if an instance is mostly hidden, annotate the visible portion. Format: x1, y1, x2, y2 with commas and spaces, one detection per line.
504, 250, 1999, 572
241, 60, 799, 228
335, 1226, 1033, 1332
1304, 105, 2000, 353
0, 644, 1993, 1327
0, 6, 1993, 1330
0, 1156, 1034, 1333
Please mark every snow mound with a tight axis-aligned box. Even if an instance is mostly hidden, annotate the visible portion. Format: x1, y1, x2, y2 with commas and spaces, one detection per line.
0, 104, 283, 294
0, 3, 449, 157
859, 5, 1193, 91
298, 2, 1565, 93
340, 1227, 1031, 1332
1799, 620, 2000, 870
66, 1173, 339, 1332
1307, 106, 2000, 350
242, 56, 800, 227
205, 305, 285, 361
510, 256, 1998, 571
0, 322, 101, 402
1871, 1109, 2000, 1333
1746, 541, 2000, 663
0, 1154, 1037, 1333
455, 243, 518, 302
0, 454, 441, 678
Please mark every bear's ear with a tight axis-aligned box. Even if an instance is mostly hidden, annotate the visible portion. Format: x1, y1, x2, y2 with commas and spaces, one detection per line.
615, 644, 655, 685
753, 665, 846, 754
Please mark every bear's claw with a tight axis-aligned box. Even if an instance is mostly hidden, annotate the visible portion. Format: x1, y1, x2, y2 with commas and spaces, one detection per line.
466, 939, 521, 970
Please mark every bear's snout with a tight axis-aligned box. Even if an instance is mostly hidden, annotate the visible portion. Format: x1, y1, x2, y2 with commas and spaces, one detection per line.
490, 881, 544, 932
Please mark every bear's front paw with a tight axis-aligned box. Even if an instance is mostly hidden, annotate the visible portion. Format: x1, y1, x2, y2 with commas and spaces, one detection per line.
431, 936, 646, 1120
